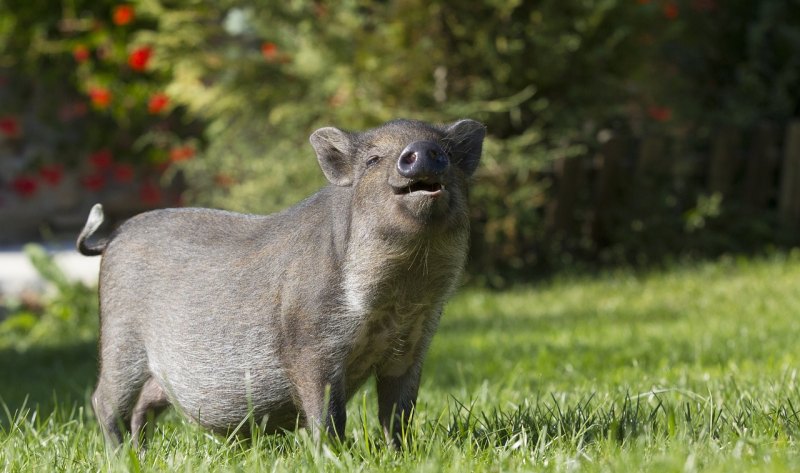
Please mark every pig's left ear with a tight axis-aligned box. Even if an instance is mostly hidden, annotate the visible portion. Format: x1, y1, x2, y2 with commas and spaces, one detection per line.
443, 119, 486, 177
310, 127, 354, 186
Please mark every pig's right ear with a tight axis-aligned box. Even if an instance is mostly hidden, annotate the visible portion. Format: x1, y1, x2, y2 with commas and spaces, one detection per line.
444, 119, 486, 177
310, 127, 354, 187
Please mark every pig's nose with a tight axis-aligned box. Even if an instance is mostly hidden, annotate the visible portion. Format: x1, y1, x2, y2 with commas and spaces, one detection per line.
396, 141, 449, 180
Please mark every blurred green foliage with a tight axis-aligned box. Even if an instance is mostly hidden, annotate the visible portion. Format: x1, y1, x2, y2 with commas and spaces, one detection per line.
0, 245, 97, 350
2, 1, 799, 282
0, 0, 201, 204
152, 0, 648, 283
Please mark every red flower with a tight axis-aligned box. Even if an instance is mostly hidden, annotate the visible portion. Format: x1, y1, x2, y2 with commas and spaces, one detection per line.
11, 176, 38, 197
261, 42, 278, 61
81, 173, 106, 191
148, 93, 169, 114
647, 105, 673, 122
663, 2, 679, 19
39, 164, 64, 186
88, 87, 112, 109
89, 149, 114, 169
128, 46, 153, 71
112, 5, 135, 26
0, 116, 20, 138
113, 163, 135, 183
140, 181, 162, 205
73, 44, 90, 63
169, 145, 195, 162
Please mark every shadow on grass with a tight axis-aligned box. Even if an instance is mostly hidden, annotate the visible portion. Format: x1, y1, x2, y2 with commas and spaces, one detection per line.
429, 306, 687, 387
0, 340, 97, 424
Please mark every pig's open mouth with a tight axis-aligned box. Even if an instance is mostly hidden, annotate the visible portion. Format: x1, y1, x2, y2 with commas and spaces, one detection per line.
394, 181, 444, 196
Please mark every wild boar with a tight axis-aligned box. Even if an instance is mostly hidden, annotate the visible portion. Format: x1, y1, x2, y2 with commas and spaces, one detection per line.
77, 118, 485, 448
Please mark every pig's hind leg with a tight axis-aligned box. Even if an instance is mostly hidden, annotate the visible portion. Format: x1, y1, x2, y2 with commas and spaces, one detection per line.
130, 377, 170, 451
92, 347, 150, 448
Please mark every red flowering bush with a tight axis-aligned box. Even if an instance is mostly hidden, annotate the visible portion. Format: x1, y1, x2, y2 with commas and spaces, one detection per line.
0, 1, 203, 212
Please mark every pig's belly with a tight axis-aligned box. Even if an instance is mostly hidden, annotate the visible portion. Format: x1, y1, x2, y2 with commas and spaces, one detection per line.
145, 342, 297, 432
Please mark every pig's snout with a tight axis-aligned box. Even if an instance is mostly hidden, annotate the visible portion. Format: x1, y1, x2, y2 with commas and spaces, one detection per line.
396, 141, 449, 181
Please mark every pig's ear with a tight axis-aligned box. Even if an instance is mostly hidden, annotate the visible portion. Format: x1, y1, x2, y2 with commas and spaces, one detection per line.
443, 119, 486, 177
310, 127, 354, 186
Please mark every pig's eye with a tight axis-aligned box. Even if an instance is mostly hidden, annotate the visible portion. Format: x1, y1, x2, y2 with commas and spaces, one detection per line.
366, 155, 381, 168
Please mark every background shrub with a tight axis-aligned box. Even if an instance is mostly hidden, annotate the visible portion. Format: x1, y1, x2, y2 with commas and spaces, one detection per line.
2, 0, 799, 283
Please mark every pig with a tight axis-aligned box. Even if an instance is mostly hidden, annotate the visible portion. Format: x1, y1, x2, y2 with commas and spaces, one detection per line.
77, 118, 485, 449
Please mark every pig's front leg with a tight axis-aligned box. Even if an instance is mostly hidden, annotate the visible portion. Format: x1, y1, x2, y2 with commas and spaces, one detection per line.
376, 364, 422, 448
377, 311, 440, 447
294, 356, 347, 441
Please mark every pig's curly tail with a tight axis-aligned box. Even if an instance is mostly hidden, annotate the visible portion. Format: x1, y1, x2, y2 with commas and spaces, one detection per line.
76, 203, 107, 256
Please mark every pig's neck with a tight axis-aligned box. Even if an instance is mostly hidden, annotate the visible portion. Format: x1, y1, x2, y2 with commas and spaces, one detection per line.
340, 222, 468, 317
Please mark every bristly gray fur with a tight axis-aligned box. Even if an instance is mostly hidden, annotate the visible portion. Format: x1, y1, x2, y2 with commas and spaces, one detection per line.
81, 118, 486, 450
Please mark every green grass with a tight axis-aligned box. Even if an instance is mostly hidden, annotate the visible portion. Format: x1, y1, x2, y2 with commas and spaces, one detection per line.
2, 253, 800, 471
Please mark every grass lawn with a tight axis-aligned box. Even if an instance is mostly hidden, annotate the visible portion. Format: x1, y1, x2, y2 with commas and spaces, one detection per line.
2, 253, 800, 471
